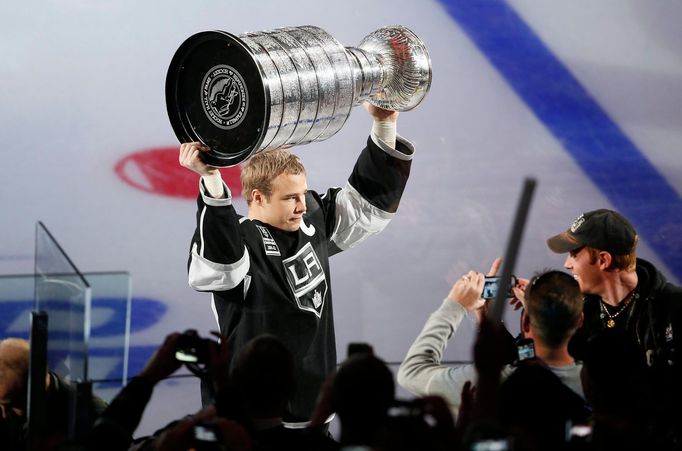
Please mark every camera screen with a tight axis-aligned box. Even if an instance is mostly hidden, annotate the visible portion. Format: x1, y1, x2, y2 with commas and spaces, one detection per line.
175, 349, 200, 363
471, 439, 510, 451
387, 405, 421, 418
569, 425, 592, 437
566, 423, 593, 442
482, 276, 517, 300
517, 342, 535, 361
194, 424, 218, 442
482, 278, 500, 299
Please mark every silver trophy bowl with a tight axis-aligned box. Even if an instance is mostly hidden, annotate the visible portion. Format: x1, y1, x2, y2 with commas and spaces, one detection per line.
166, 25, 432, 167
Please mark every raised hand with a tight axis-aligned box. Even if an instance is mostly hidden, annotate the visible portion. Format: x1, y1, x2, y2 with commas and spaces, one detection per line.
363, 101, 398, 122
138, 332, 183, 384
179, 142, 219, 177
510, 277, 529, 311
447, 271, 485, 312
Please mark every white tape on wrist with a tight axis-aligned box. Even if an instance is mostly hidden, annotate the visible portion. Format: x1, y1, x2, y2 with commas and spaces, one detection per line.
372, 119, 397, 149
202, 172, 226, 199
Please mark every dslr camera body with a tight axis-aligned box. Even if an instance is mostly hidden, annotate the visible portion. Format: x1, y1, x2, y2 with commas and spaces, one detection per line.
175, 329, 212, 365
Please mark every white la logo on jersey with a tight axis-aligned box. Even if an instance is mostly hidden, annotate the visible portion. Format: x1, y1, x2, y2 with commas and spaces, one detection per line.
282, 242, 327, 317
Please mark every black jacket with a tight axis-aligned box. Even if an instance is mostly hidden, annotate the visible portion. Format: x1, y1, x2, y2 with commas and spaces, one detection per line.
570, 258, 682, 443
569, 258, 681, 371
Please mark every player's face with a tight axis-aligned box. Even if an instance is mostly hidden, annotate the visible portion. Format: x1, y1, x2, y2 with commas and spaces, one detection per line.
563, 247, 602, 294
262, 172, 308, 232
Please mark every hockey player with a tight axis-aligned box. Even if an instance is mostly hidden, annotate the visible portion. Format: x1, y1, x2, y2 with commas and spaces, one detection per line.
178, 103, 414, 422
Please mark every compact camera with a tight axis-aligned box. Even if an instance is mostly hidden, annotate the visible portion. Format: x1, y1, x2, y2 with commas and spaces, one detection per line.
470, 438, 511, 451
565, 420, 593, 444
387, 399, 425, 420
175, 329, 211, 364
193, 422, 222, 451
515, 337, 536, 362
481, 275, 518, 300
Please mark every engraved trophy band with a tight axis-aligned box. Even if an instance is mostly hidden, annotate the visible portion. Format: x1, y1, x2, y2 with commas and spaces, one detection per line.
166, 25, 432, 167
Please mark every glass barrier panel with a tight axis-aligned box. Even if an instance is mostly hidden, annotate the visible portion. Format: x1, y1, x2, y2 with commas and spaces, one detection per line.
0, 274, 33, 339
0, 271, 132, 399
83, 272, 132, 388
35, 221, 91, 383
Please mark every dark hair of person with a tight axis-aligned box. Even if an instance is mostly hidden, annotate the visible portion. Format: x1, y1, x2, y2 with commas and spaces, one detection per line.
525, 270, 583, 348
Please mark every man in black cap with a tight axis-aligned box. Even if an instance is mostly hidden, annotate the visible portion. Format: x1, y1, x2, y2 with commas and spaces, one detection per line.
547, 208, 682, 444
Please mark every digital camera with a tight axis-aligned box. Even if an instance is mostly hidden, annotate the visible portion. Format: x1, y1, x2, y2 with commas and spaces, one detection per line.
175, 329, 211, 364
515, 337, 536, 362
193, 422, 222, 451
481, 275, 518, 300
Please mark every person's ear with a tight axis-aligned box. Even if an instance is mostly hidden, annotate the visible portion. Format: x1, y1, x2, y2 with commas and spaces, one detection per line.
252, 189, 265, 206
522, 310, 531, 335
598, 251, 612, 270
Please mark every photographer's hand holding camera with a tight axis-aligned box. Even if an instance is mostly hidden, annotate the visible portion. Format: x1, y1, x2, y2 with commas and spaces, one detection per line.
138, 332, 184, 384
88, 330, 245, 451
447, 271, 486, 313
447, 258, 507, 323
87, 332, 187, 450
397, 258, 522, 418
509, 277, 530, 312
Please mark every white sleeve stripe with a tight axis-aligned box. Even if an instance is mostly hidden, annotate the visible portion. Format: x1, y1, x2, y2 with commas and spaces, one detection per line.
188, 243, 250, 291
199, 179, 233, 207
370, 132, 415, 161
330, 182, 394, 251
198, 206, 207, 257
210, 294, 220, 328
202, 195, 232, 207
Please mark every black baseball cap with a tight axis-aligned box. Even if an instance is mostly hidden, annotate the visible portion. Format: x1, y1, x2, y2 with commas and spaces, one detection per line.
547, 209, 637, 255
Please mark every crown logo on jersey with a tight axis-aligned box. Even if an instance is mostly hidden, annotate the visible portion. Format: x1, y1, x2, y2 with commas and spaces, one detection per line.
313, 290, 323, 309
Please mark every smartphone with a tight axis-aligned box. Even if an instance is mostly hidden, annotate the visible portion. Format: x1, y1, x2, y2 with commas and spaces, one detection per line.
481, 275, 517, 300
516, 337, 536, 361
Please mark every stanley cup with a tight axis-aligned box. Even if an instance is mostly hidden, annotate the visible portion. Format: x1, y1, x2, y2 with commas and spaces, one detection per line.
166, 25, 432, 167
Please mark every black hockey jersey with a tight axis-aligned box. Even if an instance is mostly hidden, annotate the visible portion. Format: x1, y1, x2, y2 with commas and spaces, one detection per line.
188, 134, 414, 419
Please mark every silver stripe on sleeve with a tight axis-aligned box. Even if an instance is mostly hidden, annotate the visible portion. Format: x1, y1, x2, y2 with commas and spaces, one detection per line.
198, 206, 207, 256
188, 242, 251, 291
330, 182, 394, 252
370, 132, 415, 161
283, 413, 335, 429
200, 180, 233, 207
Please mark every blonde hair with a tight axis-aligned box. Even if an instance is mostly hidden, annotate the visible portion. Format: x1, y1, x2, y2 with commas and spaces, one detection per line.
241, 149, 305, 204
